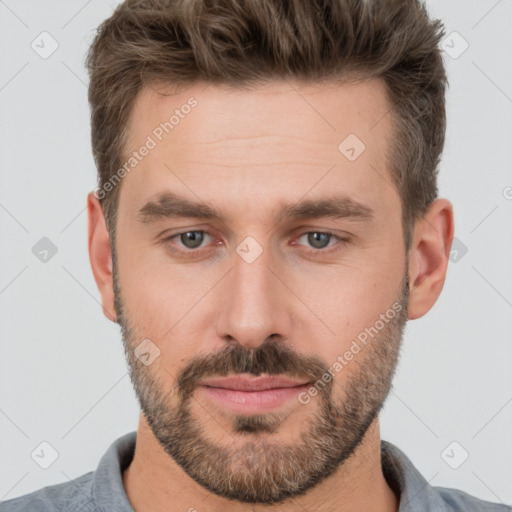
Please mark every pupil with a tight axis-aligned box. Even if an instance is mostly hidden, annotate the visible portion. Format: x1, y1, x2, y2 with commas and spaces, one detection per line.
308, 232, 330, 249
181, 231, 204, 248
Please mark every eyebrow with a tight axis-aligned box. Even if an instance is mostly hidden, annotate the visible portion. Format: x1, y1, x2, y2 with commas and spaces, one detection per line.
136, 191, 374, 225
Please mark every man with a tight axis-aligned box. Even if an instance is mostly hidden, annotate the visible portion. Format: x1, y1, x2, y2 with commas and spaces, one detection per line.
1, 0, 507, 511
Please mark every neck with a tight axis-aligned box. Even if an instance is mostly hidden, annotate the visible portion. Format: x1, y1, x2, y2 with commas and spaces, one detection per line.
122, 415, 399, 512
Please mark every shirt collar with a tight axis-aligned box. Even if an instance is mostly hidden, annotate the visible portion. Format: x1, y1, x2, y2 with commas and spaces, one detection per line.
92, 431, 136, 511
91, 432, 450, 511
381, 440, 451, 512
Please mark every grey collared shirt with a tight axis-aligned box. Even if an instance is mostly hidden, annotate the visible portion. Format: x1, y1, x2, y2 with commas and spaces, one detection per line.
0, 431, 509, 511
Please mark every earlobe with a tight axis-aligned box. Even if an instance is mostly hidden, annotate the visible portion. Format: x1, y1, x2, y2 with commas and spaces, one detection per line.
87, 191, 117, 323
407, 199, 454, 320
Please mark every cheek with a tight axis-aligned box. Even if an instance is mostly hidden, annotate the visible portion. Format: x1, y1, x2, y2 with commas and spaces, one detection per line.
115, 244, 221, 364
301, 250, 405, 368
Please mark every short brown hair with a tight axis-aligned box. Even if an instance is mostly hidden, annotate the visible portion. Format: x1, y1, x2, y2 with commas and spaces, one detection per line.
86, 0, 447, 250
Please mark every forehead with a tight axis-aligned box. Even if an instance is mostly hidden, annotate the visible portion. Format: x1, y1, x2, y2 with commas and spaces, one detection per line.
128, 79, 391, 150
119, 79, 397, 222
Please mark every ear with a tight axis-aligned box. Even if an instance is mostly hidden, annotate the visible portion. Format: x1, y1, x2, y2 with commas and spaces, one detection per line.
87, 191, 117, 323
407, 198, 454, 320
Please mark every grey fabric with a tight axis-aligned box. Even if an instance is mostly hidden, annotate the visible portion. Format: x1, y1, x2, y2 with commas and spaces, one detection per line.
1, 431, 509, 511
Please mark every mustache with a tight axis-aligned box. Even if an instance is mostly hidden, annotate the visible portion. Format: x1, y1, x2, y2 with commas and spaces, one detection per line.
177, 338, 329, 399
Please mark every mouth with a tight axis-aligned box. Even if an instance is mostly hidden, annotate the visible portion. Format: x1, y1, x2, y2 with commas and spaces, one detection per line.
198, 374, 311, 415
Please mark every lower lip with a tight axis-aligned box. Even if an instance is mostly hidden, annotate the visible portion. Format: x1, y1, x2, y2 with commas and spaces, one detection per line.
199, 384, 310, 415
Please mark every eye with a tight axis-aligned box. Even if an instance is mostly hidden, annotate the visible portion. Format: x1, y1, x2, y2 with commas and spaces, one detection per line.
167, 230, 213, 251
162, 229, 348, 257
295, 231, 346, 251
180, 231, 206, 248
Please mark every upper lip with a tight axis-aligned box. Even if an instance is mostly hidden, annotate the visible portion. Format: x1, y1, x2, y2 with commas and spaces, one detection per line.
200, 375, 310, 391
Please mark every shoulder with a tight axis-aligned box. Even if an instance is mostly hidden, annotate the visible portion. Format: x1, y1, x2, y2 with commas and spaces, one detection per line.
434, 486, 511, 512
0, 432, 136, 512
381, 440, 509, 512
0, 471, 97, 512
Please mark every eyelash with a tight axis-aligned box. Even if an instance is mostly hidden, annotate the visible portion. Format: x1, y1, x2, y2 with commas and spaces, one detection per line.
162, 230, 349, 257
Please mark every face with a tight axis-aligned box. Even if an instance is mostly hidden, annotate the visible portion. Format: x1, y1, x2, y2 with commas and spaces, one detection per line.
112, 80, 409, 504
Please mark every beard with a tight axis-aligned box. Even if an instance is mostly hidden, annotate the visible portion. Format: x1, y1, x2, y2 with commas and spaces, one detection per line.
112, 250, 409, 505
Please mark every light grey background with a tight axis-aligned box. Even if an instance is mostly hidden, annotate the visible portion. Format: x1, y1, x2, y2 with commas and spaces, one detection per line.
1, 0, 511, 505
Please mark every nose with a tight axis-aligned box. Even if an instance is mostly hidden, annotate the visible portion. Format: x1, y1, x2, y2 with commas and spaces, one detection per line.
215, 244, 292, 349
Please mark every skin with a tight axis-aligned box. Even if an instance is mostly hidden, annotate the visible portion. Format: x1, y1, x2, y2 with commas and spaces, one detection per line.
88, 79, 454, 512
